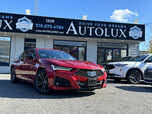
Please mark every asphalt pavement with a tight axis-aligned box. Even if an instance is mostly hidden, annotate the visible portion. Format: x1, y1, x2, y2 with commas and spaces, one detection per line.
0, 74, 152, 114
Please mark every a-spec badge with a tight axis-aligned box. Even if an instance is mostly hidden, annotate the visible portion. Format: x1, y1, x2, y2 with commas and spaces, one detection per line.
129, 25, 143, 39
16, 16, 33, 32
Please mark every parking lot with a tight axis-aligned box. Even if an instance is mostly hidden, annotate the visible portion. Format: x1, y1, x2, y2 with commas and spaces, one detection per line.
0, 74, 152, 114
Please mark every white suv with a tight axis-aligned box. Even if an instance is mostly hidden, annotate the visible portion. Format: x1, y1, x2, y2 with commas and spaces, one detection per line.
106, 54, 152, 84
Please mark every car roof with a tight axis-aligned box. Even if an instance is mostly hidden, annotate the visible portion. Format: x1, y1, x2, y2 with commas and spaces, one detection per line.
35, 48, 68, 53
36, 48, 54, 50
35, 48, 60, 51
24, 48, 63, 53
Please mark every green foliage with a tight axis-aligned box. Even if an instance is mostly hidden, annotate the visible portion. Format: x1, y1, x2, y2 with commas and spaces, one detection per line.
149, 40, 152, 53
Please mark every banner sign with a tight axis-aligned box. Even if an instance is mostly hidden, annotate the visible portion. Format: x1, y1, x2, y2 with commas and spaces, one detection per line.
0, 12, 145, 41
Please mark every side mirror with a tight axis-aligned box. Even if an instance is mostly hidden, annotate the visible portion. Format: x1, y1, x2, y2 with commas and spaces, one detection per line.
144, 60, 152, 63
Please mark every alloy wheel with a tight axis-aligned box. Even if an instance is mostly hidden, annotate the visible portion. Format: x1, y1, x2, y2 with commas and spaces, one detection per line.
127, 70, 141, 84
35, 70, 49, 93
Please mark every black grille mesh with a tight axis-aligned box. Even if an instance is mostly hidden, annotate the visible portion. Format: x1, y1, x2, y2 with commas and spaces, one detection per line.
75, 69, 104, 78
144, 69, 152, 80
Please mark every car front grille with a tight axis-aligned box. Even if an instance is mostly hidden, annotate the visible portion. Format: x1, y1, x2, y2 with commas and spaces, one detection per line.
144, 69, 152, 80
75, 69, 104, 78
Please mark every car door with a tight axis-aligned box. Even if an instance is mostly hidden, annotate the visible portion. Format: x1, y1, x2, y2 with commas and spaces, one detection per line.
22, 49, 38, 81
14, 51, 26, 77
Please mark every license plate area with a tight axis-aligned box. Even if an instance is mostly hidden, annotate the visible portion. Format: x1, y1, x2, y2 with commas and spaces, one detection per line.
88, 78, 98, 86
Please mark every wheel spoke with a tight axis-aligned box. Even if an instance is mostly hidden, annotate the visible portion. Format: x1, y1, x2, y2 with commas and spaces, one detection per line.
130, 74, 137, 82
135, 77, 140, 81
129, 70, 141, 83
38, 74, 44, 80
41, 72, 46, 79
36, 81, 43, 86
41, 84, 46, 92
40, 85, 44, 92
36, 71, 49, 93
130, 75, 135, 80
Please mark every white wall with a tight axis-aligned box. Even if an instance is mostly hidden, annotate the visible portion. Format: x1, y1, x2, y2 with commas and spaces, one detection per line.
36, 38, 44, 48
36, 37, 53, 49
87, 40, 97, 63
14, 36, 24, 58
44, 38, 53, 49
128, 43, 139, 56
0, 36, 24, 73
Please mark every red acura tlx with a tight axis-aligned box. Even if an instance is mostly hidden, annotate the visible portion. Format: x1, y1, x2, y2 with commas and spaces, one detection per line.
11, 48, 107, 93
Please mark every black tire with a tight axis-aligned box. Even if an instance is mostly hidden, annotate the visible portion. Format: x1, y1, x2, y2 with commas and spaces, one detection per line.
10, 67, 18, 83
127, 69, 142, 84
35, 69, 49, 94
114, 78, 122, 82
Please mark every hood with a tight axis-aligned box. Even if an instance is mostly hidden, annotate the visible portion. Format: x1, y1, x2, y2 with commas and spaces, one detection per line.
42, 59, 102, 69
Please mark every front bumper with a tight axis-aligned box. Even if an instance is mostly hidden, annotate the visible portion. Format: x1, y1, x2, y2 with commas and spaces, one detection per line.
144, 80, 152, 84
107, 67, 127, 78
107, 73, 124, 79
47, 70, 107, 91
144, 68, 152, 84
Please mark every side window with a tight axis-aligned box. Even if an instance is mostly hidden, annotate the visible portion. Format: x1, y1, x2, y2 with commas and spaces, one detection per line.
146, 56, 152, 62
27, 50, 37, 59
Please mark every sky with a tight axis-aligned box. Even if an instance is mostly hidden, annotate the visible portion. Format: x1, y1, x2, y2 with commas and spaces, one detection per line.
0, 0, 152, 51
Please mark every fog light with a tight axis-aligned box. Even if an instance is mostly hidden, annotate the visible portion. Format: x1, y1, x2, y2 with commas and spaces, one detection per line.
56, 82, 59, 86
54, 76, 71, 87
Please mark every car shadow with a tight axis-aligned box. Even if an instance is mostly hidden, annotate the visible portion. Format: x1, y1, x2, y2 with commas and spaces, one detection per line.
107, 79, 149, 85
107, 79, 129, 84
0, 80, 95, 99
116, 85, 152, 93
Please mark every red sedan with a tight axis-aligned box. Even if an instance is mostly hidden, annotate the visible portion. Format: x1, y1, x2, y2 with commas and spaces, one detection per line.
11, 48, 107, 93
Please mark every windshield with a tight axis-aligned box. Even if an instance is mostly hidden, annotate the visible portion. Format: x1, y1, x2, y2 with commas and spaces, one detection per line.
128, 55, 149, 62
117, 57, 132, 61
38, 49, 76, 60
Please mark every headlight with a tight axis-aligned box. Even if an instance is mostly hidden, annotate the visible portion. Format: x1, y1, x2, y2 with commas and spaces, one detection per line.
51, 65, 73, 71
101, 68, 106, 72
114, 64, 128, 67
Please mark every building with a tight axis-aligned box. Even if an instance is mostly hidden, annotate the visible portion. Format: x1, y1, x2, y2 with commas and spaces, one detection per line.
0, 12, 145, 73
139, 51, 149, 55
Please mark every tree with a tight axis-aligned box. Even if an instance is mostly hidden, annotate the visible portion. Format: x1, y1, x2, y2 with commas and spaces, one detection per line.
149, 40, 152, 53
